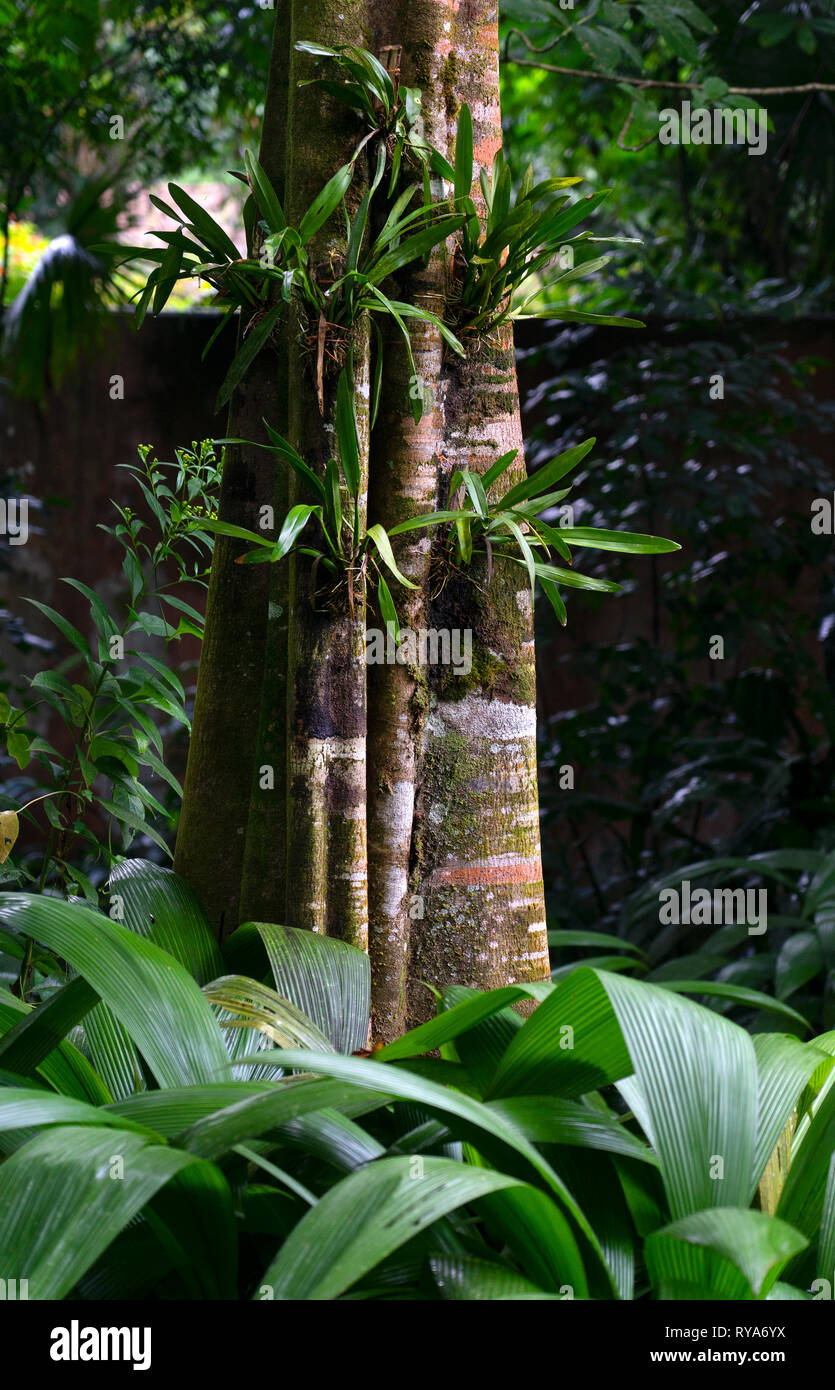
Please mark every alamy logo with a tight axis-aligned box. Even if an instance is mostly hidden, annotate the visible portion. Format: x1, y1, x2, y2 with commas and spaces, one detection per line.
50, 1322, 151, 1371
0, 1277, 28, 1299
659, 101, 768, 157
0, 498, 28, 546
365, 626, 472, 676
659, 880, 767, 936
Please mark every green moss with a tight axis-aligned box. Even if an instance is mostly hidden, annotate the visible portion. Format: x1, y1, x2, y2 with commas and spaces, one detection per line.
419, 726, 498, 858
442, 53, 460, 121
433, 639, 502, 700
410, 667, 430, 714
410, 40, 434, 91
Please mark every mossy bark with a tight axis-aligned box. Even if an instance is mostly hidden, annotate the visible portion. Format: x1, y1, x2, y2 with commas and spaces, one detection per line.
239, 1, 293, 924
366, 10, 450, 1039
375, 0, 549, 1031
174, 4, 291, 938
173, 358, 276, 939
283, 2, 371, 949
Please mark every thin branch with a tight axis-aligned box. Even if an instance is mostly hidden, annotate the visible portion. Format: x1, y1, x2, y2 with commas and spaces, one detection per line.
617, 108, 657, 152
502, 31, 835, 94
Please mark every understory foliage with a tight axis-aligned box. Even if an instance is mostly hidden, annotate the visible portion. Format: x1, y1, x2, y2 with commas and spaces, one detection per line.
0, 442, 219, 910
0, 863, 833, 1301
531, 325, 835, 1032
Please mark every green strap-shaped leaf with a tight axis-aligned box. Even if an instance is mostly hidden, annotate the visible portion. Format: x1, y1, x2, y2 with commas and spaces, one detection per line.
454, 103, 474, 206
167, 183, 241, 262
367, 524, 418, 589
557, 527, 680, 554
244, 149, 286, 233
335, 366, 360, 499
216, 299, 284, 411
499, 438, 596, 509
299, 161, 354, 246
0, 976, 99, 1078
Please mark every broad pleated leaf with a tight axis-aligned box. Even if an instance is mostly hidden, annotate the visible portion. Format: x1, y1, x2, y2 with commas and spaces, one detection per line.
81, 999, 145, 1101
109, 859, 224, 984
0, 1125, 210, 1299
0, 1086, 151, 1138
0, 976, 98, 1076
429, 1253, 560, 1300
465, 1164, 591, 1297
276, 1108, 385, 1173
107, 1081, 281, 1137
600, 972, 758, 1218
235, 921, 370, 1054
548, 929, 643, 956
778, 1077, 835, 1260
438, 983, 524, 1096
251, 1048, 606, 1267
142, 1161, 237, 1299
378, 981, 552, 1063
766, 1280, 809, 1300
176, 1077, 393, 1161
493, 968, 759, 1219
816, 1151, 835, 1280
658, 979, 810, 1031
645, 1208, 807, 1300
204, 974, 335, 1056
546, 1146, 634, 1299
486, 1095, 657, 1166
487, 969, 633, 1100
751, 1034, 824, 1196
259, 1155, 522, 1300
0, 895, 228, 1088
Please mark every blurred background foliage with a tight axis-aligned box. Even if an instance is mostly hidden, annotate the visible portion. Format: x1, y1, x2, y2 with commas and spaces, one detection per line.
3, 0, 835, 1031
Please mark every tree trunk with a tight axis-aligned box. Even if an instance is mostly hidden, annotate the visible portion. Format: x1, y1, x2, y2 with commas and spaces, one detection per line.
175, 0, 550, 1029
368, 1, 549, 1036
280, 2, 371, 949
174, 2, 292, 939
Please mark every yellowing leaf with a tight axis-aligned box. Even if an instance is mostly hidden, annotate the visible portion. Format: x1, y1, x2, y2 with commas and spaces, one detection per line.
0, 810, 19, 863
